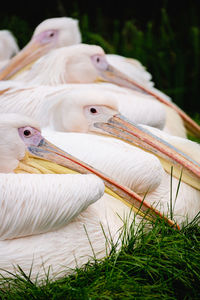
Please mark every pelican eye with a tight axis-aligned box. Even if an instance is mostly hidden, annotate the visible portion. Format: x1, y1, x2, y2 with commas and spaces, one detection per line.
91, 54, 109, 71
39, 30, 58, 44
90, 107, 97, 114
18, 126, 42, 146
23, 129, 31, 137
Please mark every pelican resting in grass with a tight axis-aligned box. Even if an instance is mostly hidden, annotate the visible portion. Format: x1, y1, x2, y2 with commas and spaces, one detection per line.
20, 84, 199, 192
1, 41, 199, 137
0, 80, 181, 134
0, 30, 19, 69
1, 113, 180, 282
42, 129, 200, 225
37, 92, 200, 192
39, 101, 200, 223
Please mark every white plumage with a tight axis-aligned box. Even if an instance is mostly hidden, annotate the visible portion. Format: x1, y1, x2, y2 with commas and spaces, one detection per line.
42, 130, 164, 194
0, 30, 19, 68
0, 175, 135, 281
11, 44, 188, 137
0, 30, 19, 60
13, 44, 105, 84
0, 80, 186, 137
0, 18, 81, 81
0, 114, 145, 282
106, 54, 171, 102
0, 173, 104, 240
32, 17, 82, 47
42, 129, 200, 226
3, 19, 164, 102
0, 83, 198, 188
0, 104, 199, 282
0, 124, 199, 281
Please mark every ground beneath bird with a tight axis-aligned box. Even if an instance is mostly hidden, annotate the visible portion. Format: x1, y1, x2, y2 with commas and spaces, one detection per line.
0, 214, 200, 299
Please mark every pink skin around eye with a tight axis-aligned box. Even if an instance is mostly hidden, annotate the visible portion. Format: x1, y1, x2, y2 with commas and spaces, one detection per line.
18, 127, 43, 147
91, 54, 109, 71
33, 30, 58, 45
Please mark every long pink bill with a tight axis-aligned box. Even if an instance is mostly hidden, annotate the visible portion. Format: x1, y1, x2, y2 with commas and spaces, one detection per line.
0, 39, 50, 80
101, 64, 200, 138
94, 114, 200, 189
27, 137, 179, 229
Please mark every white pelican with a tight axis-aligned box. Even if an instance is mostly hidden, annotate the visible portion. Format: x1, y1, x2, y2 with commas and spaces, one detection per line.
0, 80, 198, 188
42, 129, 200, 226
0, 30, 19, 68
6, 44, 198, 137
0, 113, 178, 282
33, 93, 200, 191
0, 17, 81, 80
0, 80, 171, 132
0, 80, 198, 190
0, 79, 186, 137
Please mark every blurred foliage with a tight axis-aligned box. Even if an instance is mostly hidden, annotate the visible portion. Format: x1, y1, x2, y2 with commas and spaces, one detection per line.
0, 5, 199, 116
0, 15, 32, 48
81, 9, 200, 116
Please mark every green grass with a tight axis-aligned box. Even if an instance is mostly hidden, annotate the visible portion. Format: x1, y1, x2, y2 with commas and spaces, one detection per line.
188, 114, 200, 143
0, 215, 200, 299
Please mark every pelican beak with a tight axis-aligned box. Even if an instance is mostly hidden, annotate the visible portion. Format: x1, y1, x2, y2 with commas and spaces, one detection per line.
14, 135, 178, 229
99, 64, 200, 138
94, 114, 200, 191
0, 37, 51, 80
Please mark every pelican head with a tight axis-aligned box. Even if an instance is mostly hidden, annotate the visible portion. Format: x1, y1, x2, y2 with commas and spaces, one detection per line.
44, 94, 200, 191
10, 44, 134, 85
15, 44, 107, 85
0, 17, 81, 80
0, 113, 40, 172
31, 17, 81, 50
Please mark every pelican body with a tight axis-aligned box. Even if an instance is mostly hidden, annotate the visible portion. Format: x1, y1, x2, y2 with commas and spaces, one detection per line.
0, 79, 198, 188
0, 81, 168, 131
1, 42, 197, 137
1, 113, 179, 282
42, 129, 200, 226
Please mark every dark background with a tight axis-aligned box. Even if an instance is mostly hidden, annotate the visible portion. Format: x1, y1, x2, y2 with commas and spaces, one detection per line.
1, 1, 199, 32
0, 0, 200, 116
